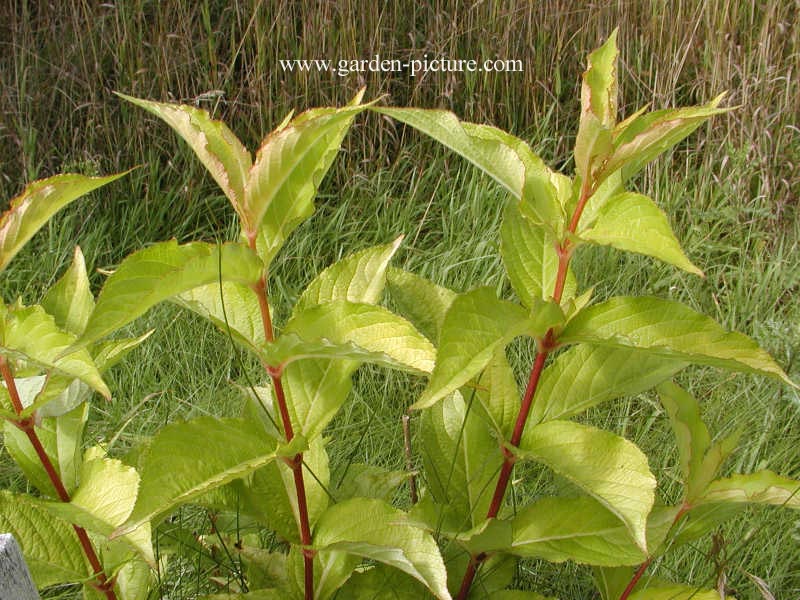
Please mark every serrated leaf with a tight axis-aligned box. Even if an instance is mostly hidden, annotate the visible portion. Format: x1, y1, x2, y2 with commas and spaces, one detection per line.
41, 245, 95, 336
294, 236, 403, 315
119, 417, 304, 535
0, 490, 87, 587
657, 382, 712, 499
420, 392, 503, 525
579, 192, 703, 275
0, 172, 126, 273
627, 585, 725, 600
19, 375, 90, 418
1, 303, 109, 398
252, 91, 368, 264
559, 296, 795, 386
574, 30, 617, 184
81, 240, 263, 345
283, 300, 436, 375
602, 95, 729, 184
116, 93, 252, 223
516, 420, 656, 550
501, 202, 577, 306
697, 471, 800, 509
314, 498, 452, 600
41, 456, 154, 565
414, 287, 531, 410
532, 346, 685, 423
386, 267, 456, 343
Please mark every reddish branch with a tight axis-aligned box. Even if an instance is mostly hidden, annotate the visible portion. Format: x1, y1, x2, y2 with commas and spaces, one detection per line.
249, 243, 315, 600
456, 179, 594, 599
0, 357, 118, 600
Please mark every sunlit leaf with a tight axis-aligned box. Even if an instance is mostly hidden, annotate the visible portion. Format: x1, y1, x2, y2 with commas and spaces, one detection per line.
0, 172, 126, 274
0, 490, 87, 587
41, 245, 95, 336
252, 90, 368, 263
314, 498, 452, 600
0, 303, 109, 398
81, 240, 263, 345
560, 296, 795, 386
116, 93, 252, 223
579, 192, 703, 275
516, 420, 656, 551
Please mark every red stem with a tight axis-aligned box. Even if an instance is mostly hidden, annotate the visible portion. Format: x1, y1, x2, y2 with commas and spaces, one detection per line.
249, 245, 314, 600
0, 357, 117, 600
456, 177, 596, 599
618, 504, 692, 600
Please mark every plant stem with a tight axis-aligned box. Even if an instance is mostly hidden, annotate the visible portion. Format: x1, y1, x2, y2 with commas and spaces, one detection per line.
456, 177, 595, 600
0, 357, 118, 600
618, 503, 691, 600
249, 250, 314, 600
402, 413, 418, 504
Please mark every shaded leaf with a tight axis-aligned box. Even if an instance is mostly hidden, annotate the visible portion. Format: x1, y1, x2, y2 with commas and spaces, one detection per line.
3, 402, 88, 497
386, 267, 456, 343
333, 464, 410, 502
0, 490, 87, 587
657, 382, 713, 499
506, 498, 676, 566
420, 392, 503, 525
119, 417, 305, 535
627, 585, 725, 600
501, 202, 577, 306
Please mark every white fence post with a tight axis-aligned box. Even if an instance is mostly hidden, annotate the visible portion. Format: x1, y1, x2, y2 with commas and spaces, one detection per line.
0, 534, 39, 600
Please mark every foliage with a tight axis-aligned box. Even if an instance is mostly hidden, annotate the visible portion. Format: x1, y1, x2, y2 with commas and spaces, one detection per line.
1, 32, 797, 600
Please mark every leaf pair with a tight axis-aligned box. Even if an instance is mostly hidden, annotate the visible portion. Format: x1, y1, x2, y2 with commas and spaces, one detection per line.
119, 90, 370, 266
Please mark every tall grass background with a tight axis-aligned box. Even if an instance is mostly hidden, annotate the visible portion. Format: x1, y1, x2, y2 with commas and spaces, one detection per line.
0, 1, 798, 598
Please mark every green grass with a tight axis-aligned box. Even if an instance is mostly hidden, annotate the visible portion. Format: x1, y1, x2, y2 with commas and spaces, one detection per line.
2, 0, 799, 598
